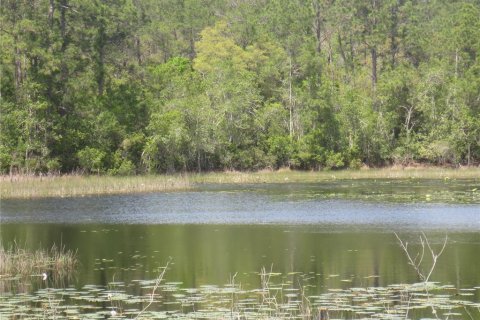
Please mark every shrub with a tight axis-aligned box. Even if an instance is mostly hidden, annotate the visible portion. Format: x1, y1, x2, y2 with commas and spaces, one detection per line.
77, 147, 105, 174
325, 152, 345, 170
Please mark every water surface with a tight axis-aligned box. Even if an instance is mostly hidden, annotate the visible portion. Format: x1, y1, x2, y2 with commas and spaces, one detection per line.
2, 182, 479, 230
1, 181, 479, 318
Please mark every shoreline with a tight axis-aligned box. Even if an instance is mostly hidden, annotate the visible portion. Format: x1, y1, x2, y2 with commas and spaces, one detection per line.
1, 167, 479, 199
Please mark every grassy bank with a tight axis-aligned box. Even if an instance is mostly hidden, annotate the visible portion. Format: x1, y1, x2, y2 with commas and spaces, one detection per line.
0, 174, 191, 199
1, 167, 479, 199
191, 166, 480, 184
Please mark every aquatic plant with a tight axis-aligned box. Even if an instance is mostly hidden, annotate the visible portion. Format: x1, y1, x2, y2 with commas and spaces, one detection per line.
2, 167, 479, 199
1, 236, 479, 319
1, 269, 478, 319
0, 174, 191, 199
0, 242, 77, 280
190, 167, 480, 184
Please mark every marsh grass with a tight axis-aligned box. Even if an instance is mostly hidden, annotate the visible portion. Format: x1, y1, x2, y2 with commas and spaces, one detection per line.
0, 242, 77, 280
0, 174, 191, 199
1, 167, 479, 199
190, 167, 480, 184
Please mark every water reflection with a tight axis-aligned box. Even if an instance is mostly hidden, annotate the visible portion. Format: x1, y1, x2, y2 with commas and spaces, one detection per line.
1, 187, 479, 230
1, 224, 480, 293
1, 181, 479, 317
1, 224, 480, 318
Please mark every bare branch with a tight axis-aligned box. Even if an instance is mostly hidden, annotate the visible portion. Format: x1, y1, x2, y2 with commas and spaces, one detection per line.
423, 233, 448, 283
394, 232, 425, 281
134, 258, 171, 319
395, 233, 448, 284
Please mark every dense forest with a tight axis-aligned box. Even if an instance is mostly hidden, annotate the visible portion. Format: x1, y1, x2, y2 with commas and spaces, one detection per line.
1, 0, 479, 174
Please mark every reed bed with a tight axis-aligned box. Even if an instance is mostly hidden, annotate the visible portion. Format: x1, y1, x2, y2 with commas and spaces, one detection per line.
1, 167, 478, 199
0, 243, 77, 279
190, 167, 480, 184
0, 174, 191, 199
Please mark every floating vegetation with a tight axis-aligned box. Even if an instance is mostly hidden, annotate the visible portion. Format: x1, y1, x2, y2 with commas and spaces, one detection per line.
1, 234, 478, 318
1, 270, 479, 319
0, 243, 77, 282
194, 178, 480, 204
2, 168, 479, 201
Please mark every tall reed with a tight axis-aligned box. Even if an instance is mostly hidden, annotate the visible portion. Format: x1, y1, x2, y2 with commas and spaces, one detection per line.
0, 174, 191, 199
1, 167, 478, 199
0, 242, 77, 279
190, 167, 480, 184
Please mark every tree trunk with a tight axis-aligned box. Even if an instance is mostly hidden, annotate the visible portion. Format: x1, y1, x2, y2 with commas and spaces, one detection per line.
48, 0, 55, 27
312, 0, 322, 54
338, 34, 346, 64
467, 143, 471, 166
349, 35, 355, 74
60, 0, 67, 49
46, 0, 58, 102
58, 0, 70, 117
371, 47, 377, 89
455, 48, 459, 78
135, 36, 142, 65
189, 28, 196, 60
197, 152, 202, 173
96, 24, 106, 96
371, 0, 378, 91
288, 56, 294, 137
98, 47, 105, 96
14, 45, 23, 89
12, 1, 22, 90
390, 4, 398, 68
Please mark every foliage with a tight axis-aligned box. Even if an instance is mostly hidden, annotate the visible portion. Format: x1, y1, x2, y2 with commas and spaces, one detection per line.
77, 147, 105, 174
1, 0, 479, 174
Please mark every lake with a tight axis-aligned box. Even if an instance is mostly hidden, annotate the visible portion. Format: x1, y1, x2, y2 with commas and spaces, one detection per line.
1, 180, 479, 318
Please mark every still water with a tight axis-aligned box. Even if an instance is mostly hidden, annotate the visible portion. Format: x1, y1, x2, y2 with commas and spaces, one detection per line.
2, 182, 480, 228
1, 181, 480, 318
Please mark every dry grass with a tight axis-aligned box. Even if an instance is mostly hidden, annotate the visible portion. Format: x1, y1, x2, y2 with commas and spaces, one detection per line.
1, 167, 479, 199
0, 174, 191, 199
190, 166, 480, 184
0, 242, 77, 279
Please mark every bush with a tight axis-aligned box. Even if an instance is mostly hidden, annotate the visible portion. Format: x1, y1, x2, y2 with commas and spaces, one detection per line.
77, 147, 105, 174
117, 159, 136, 175
267, 135, 293, 168
325, 152, 345, 170
419, 140, 457, 165
46, 158, 61, 174
348, 158, 362, 170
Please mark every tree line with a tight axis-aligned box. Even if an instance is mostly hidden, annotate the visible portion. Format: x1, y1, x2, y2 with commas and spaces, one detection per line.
1, 0, 479, 174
